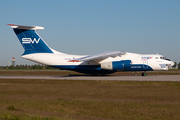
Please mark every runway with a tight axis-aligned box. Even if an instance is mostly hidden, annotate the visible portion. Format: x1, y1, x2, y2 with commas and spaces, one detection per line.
0, 75, 179, 81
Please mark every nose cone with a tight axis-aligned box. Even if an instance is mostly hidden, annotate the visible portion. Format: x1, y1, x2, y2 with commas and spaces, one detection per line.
171, 61, 175, 67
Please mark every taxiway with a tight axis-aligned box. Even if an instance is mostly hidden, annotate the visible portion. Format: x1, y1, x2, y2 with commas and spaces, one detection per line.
0, 75, 179, 81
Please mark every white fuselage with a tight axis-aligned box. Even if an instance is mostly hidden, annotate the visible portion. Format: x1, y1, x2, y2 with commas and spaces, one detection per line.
21, 52, 173, 71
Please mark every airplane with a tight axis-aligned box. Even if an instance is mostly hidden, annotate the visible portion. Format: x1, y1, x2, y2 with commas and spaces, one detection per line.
7, 24, 174, 76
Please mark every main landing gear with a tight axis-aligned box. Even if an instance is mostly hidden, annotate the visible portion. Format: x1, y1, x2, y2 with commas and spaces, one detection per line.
141, 72, 147, 76
101, 73, 106, 76
91, 73, 106, 76
91, 70, 106, 76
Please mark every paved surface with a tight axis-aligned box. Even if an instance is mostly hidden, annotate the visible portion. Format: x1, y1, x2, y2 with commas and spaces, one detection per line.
0, 75, 179, 81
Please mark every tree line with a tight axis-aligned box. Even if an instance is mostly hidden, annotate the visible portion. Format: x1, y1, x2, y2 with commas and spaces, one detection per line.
0, 64, 58, 70
0, 62, 180, 70
172, 62, 180, 69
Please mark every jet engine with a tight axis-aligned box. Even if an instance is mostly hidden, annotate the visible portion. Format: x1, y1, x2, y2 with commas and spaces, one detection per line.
101, 60, 131, 70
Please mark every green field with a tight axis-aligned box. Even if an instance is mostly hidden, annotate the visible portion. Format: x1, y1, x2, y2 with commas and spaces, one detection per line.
0, 79, 180, 120
0, 70, 180, 76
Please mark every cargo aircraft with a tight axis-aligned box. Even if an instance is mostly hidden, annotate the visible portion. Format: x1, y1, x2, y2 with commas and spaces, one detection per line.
7, 24, 174, 76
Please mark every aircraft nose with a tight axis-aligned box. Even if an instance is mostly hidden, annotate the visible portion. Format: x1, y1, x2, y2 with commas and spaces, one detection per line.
171, 61, 174, 67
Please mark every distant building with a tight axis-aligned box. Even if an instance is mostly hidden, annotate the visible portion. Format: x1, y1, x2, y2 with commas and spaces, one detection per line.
12, 57, 15, 66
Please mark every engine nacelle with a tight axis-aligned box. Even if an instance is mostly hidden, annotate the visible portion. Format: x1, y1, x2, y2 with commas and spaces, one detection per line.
101, 60, 131, 70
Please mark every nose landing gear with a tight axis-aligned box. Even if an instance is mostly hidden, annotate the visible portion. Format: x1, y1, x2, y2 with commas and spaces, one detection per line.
141, 72, 147, 76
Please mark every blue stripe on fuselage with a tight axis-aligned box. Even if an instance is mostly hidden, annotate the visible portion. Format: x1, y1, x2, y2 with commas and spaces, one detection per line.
124, 64, 153, 71
49, 64, 153, 73
49, 65, 100, 70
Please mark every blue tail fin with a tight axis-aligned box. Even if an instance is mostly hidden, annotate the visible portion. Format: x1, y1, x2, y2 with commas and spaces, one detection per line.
8, 24, 53, 55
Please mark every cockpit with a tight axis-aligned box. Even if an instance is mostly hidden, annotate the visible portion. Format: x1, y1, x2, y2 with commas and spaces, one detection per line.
160, 56, 171, 61
155, 56, 174, 68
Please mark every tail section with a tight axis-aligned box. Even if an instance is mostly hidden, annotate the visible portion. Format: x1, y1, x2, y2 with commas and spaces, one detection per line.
7, 24, 53, 55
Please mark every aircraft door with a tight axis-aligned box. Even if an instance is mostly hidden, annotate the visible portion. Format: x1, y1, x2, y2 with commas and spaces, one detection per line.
143, 61, 148, 69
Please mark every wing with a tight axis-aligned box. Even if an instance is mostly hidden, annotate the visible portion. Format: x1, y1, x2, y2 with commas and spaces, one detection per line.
68, 51, 125, 62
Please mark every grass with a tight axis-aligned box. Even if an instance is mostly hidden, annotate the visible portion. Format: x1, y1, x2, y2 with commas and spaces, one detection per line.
0, 70, 83, 76
0, 70, 180, 76
0, 79, 180, 120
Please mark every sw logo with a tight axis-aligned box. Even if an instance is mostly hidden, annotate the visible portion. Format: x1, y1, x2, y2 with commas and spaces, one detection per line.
22, 38, 40, 44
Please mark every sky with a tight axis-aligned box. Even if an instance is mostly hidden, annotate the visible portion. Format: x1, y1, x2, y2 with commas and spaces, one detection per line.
0, 0, 180, 66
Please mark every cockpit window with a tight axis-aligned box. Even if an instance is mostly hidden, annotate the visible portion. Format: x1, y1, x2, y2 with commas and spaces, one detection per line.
160, 57, 165, 59
160, 56, 171, 61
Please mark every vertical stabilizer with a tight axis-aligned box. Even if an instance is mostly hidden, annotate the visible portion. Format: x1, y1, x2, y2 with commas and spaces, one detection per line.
8, 24, 53, 55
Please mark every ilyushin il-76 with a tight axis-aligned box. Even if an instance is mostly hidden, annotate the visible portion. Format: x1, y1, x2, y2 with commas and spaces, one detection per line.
8, 24, 174, 76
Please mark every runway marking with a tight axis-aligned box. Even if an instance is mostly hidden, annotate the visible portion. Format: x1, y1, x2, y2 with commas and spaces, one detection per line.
0, 75, 179, 81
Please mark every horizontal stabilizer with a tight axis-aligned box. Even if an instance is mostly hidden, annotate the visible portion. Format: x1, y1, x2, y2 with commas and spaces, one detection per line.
7, 24, 44, 30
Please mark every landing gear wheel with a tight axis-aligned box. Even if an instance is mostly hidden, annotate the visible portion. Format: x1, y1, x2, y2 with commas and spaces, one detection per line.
141, 72, 147, 76
92, 71, 97, 76
101, 73, 106, 76
92, 73, 97, 76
